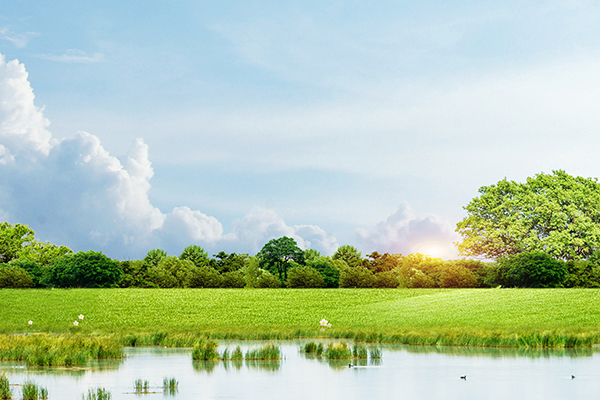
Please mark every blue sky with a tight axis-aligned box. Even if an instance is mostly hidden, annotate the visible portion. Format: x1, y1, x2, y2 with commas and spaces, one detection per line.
1, 1, 600, 260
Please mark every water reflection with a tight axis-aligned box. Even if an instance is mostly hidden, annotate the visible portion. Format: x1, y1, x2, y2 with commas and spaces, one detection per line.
193, 359, 281, 372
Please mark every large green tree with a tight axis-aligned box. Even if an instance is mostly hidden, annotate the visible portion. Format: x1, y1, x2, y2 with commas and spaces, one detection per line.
257, 236, 305, 284
457, 170, 600, 260
0, 222, 35, 263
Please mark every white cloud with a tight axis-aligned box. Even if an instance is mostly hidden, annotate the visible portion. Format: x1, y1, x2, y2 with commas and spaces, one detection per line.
34, 50, 105, 64
357, 203, 461, 259
0, 27, 36, 48
0, 53, 336, 258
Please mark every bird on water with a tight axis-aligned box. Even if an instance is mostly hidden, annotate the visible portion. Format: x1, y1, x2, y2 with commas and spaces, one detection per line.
460, 375, 467, 380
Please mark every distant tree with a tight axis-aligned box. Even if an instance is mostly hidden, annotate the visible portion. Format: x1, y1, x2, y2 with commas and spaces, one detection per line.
210, 251, 249, 274
244, 256, 259, 288
221, 270, 246, 288
0, 222, 35, 263
46, 251, 122, 288
258, 237, 305, 285
561, 260, 600, 288
0, 265, 33, 288
457, 170, 600, 260
8, 259, 45, 287
338, 263, 375, 288
255, 269, 281, 288
307, 257, 340, 288
438, 265, 478, 288
332, 245, 363, 268
286, 266, 325, 288
493, 251, 567, 288
373, 271, 400, 288
144, 249, 168, 268
147, 256, 195, 288
365, 252, 402, 273
304, 249, 321, 262
188, 265, 223, 288
180, 245, 210, 267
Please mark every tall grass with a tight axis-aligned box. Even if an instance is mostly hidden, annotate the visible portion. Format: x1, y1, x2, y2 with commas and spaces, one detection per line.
0, 334, 123, 366
84, 388, 111, 400
0, 373, 11, 400
191, 339, 220, 361
244, 344, 281, 360
22, 382, 48, 400
133, 379, 150, 394
162, 378, 178, 395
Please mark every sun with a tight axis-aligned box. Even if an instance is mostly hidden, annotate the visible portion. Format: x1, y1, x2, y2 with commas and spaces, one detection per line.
412, 241, 456, 259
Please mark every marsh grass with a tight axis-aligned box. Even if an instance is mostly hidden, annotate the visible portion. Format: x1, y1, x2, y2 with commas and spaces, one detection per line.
369, 348, 382, 359
162, 378, 178, 395
230, 346, 243, 360
0, 373, 11, 400
191, 339, 220, 361
133, 379, 150, 394
84, 387, 111, 400
0, 334, 123, 366
244, 344, 281, 360
22, 382, 48, 400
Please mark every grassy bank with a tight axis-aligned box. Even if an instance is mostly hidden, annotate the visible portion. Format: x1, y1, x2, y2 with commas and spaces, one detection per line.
1, 288, 600, 347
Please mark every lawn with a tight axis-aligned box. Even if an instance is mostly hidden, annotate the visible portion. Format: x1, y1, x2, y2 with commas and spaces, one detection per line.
2, 288, 600, 347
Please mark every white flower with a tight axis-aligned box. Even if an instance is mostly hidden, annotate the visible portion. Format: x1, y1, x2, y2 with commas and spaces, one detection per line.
327, 323, 332, 328
79, 314, 84, 320
28, 320, 33, 325
319, 319, 329, 327
73, 321, 79, 326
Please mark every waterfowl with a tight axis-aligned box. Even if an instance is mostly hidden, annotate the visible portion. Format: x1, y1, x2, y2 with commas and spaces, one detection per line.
460, 375, 467, 380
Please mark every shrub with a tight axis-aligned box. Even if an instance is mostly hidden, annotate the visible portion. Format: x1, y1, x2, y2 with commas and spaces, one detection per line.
7, 259, 44, 287
119, 260, 155, 288
188, 265, 223, 288
562, 260, 600, 288
438, 265, 478, 288
0, 265, 33, 288
45, 251, 122, 288
307, 258, 340, 288
373, 270, 400, 288
286, 266, 325, 288
398, 266, 435, 288
180, 245, 209, 267
147, 257, 195, 288
339, 265, 375, 288
255, 269, 281, 288
494, 251, 567, 288
221, 271, 246, 288
144, 249, 167, 268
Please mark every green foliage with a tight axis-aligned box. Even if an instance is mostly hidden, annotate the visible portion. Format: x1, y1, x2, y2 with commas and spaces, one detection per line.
133, 380, 150, 394
0, 373, 11, 400
210, 252, 249, 274
188, 265, 223, 288
457, 170, 600, 260
338, 264, 375, 288
84, 388, 111, 400
258, 237, 305, 284
0, 222, 35, 263
221, 270, 246, 288
244, 257, 259, 288
304, 249, 321, 261
17, 241, 72, 266
7, 259, 43, 287
438, 264, 478, 288
144, 249, 167, 268
230, 346, 243, 360
562, 260, 600, 288
373, 270, 400, 288
0, 265, 33, 288
365, 252, 402, 273
147, 256, 195, 288
118, 260, 155, 288
493, 251, 567, 288
286, 265, 325, 288
332, 245, 363, 268
180, 245, 209, 267
163, 377, 178, 395
255, 269, 281, 288
307, 257, 340, 288
22, 382, 47, 400
191, 339, 220, 360
45, 251, 122, 288
245, 344, 280, 360
324, 342, 352, 359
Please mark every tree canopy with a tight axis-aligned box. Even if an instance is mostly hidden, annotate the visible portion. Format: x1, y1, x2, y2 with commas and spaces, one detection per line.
257, 236, 305, 284
456, 170, 600, 260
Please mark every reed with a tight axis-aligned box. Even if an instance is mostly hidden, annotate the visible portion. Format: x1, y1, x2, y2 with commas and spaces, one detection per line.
22, 382, 47, 400
244, 344, 281, 360
352, 345, 368, 359
162, 378, 178, 395
230, 346, 243, 360
0, 334, 123, 366
369, 348, 382, 359
0, 373, 11, 400
324, 343, 352, 359
133, 379, 150, 394
84, 387, 111, 400
191, 339, 220, 361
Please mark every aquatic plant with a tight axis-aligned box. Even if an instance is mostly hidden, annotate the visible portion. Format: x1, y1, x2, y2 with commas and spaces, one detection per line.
133, 379, 150, 394
230, 346, 243, 360
84, 387, 111, 400
324, 343, 352, 359
352, 345, 368, 359
191, 339, 220, 361
0, 373, 11, 400
22, 382, 48, 400
162, 378, 178, 395
369, 348, 382, 359
245, 344, 281, 360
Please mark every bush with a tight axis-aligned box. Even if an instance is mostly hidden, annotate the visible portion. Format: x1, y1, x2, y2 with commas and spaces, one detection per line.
339, 265, 375, 288
256, 269, 281, 288
0, 265, 33, 288
119, 260, 156, 288
494, 251, 567, 288
188, 265, 223, 288
398, 267, 435, 288
438, 265, 478, 288
147, 256, 195, 288
373, 270, 400, 288
221, 271, 246, 288
8, 259, 44, 287
307, 258, 339, 288
45, 251, 122, 288
562, 260, 600, 288
286, 266, 325, 288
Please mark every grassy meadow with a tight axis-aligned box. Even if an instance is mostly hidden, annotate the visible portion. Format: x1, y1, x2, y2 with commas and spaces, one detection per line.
2, 288, 600, 347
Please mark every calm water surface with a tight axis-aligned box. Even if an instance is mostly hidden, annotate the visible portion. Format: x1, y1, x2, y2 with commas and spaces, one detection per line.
2, 341, 599, 399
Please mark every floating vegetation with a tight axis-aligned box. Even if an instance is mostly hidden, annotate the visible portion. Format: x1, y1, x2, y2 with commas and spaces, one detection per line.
84, 387, 111, 400
22, 382, 48, 400
0, 334, 123, 366
0, 373, 11, 400
162, 378, 178, 395
244, 344, 281, 360
302, 342, 381, 361
133, 379, 150, 394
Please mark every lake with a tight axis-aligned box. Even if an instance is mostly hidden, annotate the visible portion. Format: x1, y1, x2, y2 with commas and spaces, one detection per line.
2, 341, 600, 399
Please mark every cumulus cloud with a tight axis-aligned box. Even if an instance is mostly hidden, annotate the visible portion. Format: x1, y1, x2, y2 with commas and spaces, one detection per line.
0, 53, 336, 258
357, 203, 461, 259
33, 50, 105, 64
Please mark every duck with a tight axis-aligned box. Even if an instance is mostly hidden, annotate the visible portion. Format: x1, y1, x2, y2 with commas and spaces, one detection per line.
460, 375, 467, 380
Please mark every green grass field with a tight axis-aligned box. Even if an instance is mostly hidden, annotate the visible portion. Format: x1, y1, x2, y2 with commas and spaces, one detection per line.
2, 288, 600, 347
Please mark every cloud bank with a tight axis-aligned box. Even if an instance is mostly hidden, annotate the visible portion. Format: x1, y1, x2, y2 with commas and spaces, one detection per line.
0, 53, 459, 259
